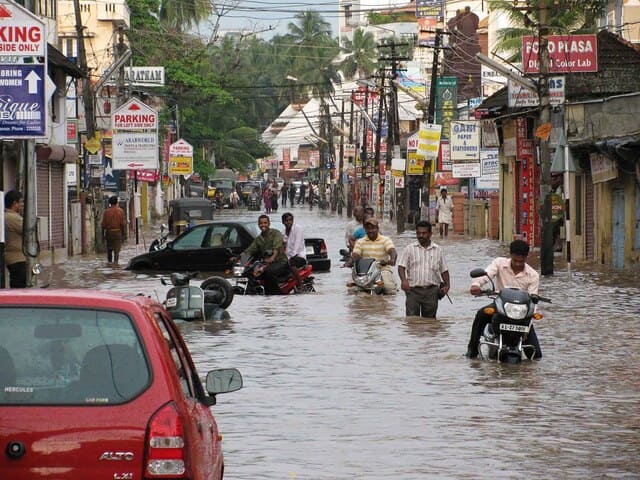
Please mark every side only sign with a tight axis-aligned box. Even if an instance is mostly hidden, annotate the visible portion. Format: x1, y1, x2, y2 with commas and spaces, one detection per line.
168, 138, 193, 176
111, 98, 157, 130
0, 1, 47, 139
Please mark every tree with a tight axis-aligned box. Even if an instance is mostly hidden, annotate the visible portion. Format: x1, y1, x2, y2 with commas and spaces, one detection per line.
489, 0, 607, 61
159, 0, 211, 32
340, 28, 378, 79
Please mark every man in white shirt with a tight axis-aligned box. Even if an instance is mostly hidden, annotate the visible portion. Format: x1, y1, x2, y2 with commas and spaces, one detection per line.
436, 187, 454, 238
282, 212, 306, 288
397, 221, 450, 318
466, 240, 542, 359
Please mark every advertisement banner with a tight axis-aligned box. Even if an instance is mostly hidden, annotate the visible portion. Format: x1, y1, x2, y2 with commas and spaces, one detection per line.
415, 0, 443, 17
476, 149, 499, 190
435, 77, 458, 140
112, 132, 158, 170
417, 122, 441, 160
522, 34, 598, 73
450, 120, 480, 161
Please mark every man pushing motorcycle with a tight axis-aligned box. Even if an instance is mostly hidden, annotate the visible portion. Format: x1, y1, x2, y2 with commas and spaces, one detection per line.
466, 239, 542, 359
242, 215, 289, 294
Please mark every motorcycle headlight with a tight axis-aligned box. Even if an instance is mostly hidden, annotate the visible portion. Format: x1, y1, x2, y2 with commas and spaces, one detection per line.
504, 302, 528, 320
233, 265, 245, 276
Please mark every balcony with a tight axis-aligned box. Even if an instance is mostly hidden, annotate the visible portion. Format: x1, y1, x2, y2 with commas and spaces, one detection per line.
96, 0, 130, 27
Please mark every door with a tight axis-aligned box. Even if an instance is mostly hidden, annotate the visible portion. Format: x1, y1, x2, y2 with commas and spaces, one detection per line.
612, 189, 625, 269
634, 183, 640, 253
169, 224, 211, 271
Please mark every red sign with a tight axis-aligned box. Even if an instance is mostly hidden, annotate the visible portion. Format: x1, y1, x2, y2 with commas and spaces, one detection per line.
0, 3, 46, 56
522, 34, 598, 73
351, 86, 378, 106
66, 120, 77, 143
133, 169, 159, 182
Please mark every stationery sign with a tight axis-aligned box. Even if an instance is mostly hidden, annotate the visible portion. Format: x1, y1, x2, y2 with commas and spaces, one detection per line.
449, 121, 480, 161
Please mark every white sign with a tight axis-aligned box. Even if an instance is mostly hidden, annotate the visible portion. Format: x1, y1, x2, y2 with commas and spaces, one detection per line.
450, 120, 480, 161
169, 138, 193, 156
477, 149, 500, 190
112, 132, 159, 170
407, 132, 419, 151
112, 98, 158, 130
417, 123, 441, 160
508, 77, 565, 107
452, 162, 481, 178
0, 1, 46, 56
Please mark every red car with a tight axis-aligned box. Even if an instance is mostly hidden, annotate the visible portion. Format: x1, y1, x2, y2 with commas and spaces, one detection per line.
0, 289, 242, 479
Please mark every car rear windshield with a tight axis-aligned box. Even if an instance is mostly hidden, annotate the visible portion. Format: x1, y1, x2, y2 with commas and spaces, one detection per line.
0, 307, 150, 405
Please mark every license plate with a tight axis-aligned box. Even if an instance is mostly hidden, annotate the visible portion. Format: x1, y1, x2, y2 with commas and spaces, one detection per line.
500, 323, 529, 333
166, 297, 177, 308
305, 245, 314, 255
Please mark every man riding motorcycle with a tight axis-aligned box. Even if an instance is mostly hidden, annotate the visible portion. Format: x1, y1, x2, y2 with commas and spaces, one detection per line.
242, 214, 289, 295
351, 217, 398, 295
466, 239, 542, 359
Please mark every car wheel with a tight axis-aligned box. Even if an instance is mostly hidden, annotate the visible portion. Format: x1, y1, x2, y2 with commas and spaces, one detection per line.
200, 276, 234, 309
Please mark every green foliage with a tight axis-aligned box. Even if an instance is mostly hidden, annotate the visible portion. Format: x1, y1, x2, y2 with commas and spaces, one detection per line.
340, 28, 378, 79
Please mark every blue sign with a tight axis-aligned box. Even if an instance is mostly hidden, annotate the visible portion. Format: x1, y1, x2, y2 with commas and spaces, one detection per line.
0, 64, 46, 138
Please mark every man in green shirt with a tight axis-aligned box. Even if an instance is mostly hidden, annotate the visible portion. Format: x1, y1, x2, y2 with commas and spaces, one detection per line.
243, 214, 289, 294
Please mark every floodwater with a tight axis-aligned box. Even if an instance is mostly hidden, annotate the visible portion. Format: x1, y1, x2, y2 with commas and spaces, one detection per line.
45, 206, 640, 479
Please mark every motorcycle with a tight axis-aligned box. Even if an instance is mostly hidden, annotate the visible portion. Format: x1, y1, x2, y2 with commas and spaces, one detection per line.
149, 224, 170, 252
470, 268, 551, 363
231, 254, 315, 295
162, 272, 234, 321
347, 257, 386, 295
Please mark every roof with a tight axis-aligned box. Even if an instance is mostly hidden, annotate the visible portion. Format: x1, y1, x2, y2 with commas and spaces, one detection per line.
48, 44, 85, 78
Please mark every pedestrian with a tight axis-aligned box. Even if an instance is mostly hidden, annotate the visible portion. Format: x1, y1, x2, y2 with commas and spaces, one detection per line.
4, 190, 27, 288
397, 220, 450, 318
230, 189, 240, 209
289, 182, 296, 206
345, 205, 364, 250
351, 217, 398, 294
101, 195, 126, 264
299, 182, 306, 205
270, 184, 279, 212
263, 186, 272, 213
281, 182, 288, 208
436, 187, 454, 238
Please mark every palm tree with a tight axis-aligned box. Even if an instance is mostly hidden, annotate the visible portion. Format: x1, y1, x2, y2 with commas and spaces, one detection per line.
159, 0, 211, 32
340, 28, 378, 79
489, 0, 607, 61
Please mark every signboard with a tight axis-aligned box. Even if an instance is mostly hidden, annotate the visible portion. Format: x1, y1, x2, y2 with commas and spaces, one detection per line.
476, 149, 499, 190
168, 138, 193, 176
590, 152, 618, 184
417, 123, 441, 160
112, 98, 158, 130
450, 120, 480, 161
508, 77, 565, 107
0, 1, 46, 56
522, 34, 598, 74
67, 119, 78, 143
0, 63, 46, 138
112, 132, 159, 170
415, 0, 443, 17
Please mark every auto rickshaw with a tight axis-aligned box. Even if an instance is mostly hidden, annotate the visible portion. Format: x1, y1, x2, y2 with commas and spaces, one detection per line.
168, 198, 214, 235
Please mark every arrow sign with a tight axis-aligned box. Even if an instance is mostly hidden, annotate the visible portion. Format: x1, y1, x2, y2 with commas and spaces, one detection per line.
25, 69, 41, 94
127, 162, 145, 168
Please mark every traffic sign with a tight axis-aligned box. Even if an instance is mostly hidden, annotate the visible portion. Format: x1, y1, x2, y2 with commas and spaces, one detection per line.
85, 136, 101, 154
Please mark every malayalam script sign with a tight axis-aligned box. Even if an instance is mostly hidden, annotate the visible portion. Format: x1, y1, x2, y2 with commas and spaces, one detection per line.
522, 34, 598, 74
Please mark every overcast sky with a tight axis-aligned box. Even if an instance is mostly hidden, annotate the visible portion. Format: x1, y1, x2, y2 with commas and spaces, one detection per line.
196, 0, 341, 39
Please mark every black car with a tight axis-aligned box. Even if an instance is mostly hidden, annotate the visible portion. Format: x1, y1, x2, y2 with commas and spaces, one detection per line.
127, 220, 330, 273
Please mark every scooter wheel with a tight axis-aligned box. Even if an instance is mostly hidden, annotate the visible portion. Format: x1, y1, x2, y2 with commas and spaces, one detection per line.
200, 276, 234, 309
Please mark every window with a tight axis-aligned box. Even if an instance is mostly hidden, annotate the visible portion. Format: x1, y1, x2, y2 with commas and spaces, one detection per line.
0, 308, 149, 405
154, 313, 193, 398
173, 226, 208, 249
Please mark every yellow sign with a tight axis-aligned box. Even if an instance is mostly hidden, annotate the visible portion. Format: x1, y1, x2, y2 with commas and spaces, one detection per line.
169, 156, 193, 175
85, 136, 101, 154
407, 152, 425, 175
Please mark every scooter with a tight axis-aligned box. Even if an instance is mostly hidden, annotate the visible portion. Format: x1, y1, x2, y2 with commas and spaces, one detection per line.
470, 268, 551, 363
347, 258, 385, 294
231, 254, 315, 295
149, 224, 170, 252
162, 272, 234, 321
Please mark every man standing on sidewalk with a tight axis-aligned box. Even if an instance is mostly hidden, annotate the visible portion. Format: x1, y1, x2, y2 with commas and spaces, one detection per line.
398, 220, 450, 318
4, 190, 27, 288
101, 196, 126, 264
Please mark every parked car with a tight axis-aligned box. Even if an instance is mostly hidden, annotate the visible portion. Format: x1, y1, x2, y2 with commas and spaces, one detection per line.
0, 289, 242, 479
127, 220, 331, 273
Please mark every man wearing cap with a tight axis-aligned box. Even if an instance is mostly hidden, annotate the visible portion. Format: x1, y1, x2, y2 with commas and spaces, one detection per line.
352, 217, 398, 294
436, 187, 454, 238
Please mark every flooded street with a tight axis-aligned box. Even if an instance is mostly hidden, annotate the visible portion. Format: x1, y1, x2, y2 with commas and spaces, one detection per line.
47, 207, 640, 479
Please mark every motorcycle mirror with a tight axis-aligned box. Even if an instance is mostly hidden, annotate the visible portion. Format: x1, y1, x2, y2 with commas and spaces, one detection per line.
469, 268, 488, 278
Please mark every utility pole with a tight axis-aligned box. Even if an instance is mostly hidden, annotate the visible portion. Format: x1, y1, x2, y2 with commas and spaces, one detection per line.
338, 98, 345, 215
360, 84, 369, 207
347, 94, 355, 217
538, 0, 554, 275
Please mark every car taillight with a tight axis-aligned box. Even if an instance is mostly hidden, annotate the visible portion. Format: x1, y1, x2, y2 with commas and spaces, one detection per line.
145, 402, 188, 477
319, 240, 327, 255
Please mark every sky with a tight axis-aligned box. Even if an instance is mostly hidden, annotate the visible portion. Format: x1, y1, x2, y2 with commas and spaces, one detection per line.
196, 0, 342, 40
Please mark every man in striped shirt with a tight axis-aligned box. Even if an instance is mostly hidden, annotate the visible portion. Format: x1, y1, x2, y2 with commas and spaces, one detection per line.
352, 217, 398, 294
398, 220, 450, 317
